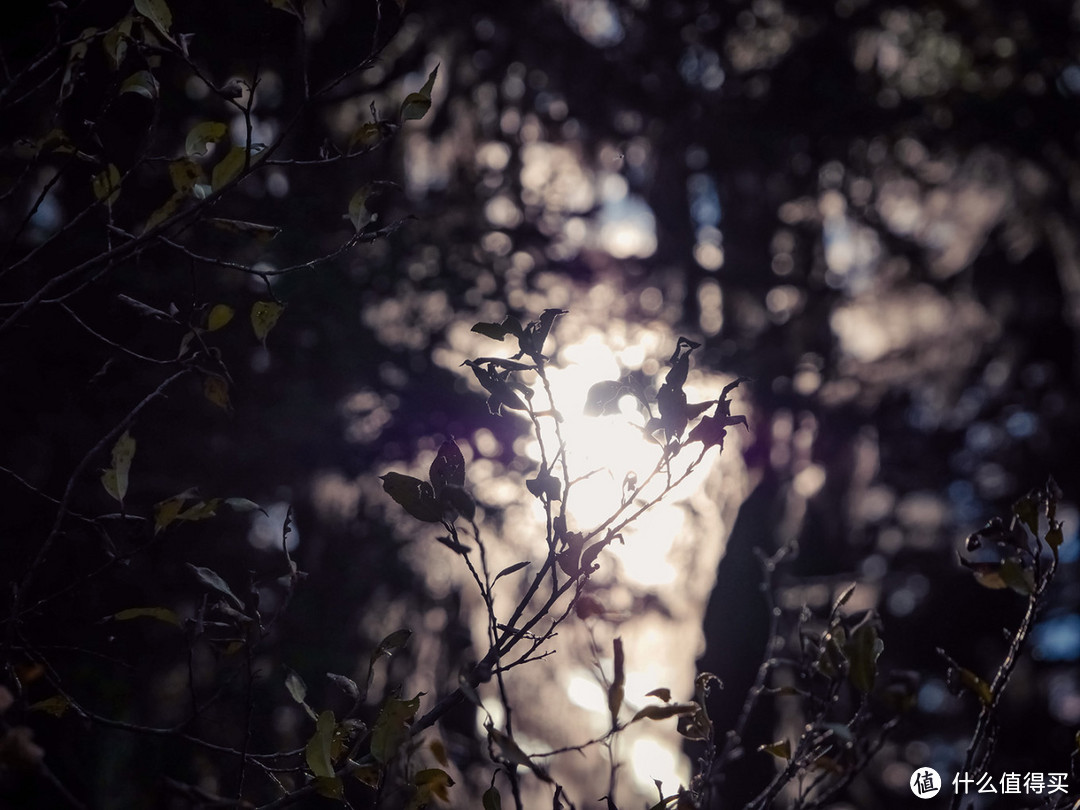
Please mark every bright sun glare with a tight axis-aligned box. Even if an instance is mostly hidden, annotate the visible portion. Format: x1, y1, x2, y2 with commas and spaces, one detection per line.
524, 329, 718, 587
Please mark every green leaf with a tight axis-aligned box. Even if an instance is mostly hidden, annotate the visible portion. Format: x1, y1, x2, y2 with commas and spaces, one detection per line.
205, 304, 234, 332
153, 490, 194, 533
314, 776, 344, 800
482, 786, 502, 810
101, 431, 136, 503
92, 164, 122, 205
120, 70, 159, 98
305, 710, 337, 778
134, 0, 173, 37
186, 563, 243, 608
60, 28, 97, 102
113, 607, 180, 627
381, 472, 443, 522
370, 629, 412, 670
185, 121, 228, 157
429, 439, 465, 494
176, 498, 222, 521
371, 695, 421, 763
103, 18, 133, 70
211, 145, 248, 191
285, 668, 307, 704
844, 620, 883, 693
348, 122, 384, 151
400, 64, 439, 121
30, 695, 71, 718
251, 301, 284, 343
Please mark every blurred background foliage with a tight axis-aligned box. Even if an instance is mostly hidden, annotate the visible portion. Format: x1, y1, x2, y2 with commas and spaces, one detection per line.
2, 0, 1080, 806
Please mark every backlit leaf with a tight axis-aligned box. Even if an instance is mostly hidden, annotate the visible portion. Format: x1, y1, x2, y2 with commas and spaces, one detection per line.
114, 607, 180, 627
211, 145, 247, 191
759, 740, 791, 760
185, 121, 227, 156
400, 64, 439, 121
30, 695, 71, 718
154, 494, 186, 533
101, 431, 136, 503
134, 0, 173, 37
120, 69, 159, 98
204, 374, 231, 411
410, 768, 454, 807
206, 304, 234, 332
176, 498, 222, 521
251, 301, 284, 343
142, 193, 180, 233
169, 158, 202, 193
348, 186, 374, 231
92, 164, 122, 205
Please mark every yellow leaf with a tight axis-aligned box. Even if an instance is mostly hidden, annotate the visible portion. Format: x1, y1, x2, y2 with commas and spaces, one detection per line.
185, 121, 227, 157
101, 431, 136, 503
759, 740, 791, 760
251, 301, 284, 342
134, 0, 173, 38
30, 695, 71, 718
204, 375, 231, 411
142, 192, 181, 233
429, 738, 449, 767
177, 498, 222, 521
211, 145, 248, 191
154, 494, 187, 533
169, 158, 202, 193
92, 164, 122, 205
206, 304, 234, 332
349, 122, 383, 151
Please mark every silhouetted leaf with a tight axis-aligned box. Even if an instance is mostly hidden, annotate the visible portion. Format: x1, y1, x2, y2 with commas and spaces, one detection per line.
326, 673, 360, 700
440, 485, 475, 520
410, 768, 454, 807
1013, 494, 1039, 536
113, 607, 180, 627
400, 64, 438, 121
429, 440, 465, 494
482, 786, 502, 810
371, 629, 412, 670
493, 561, 529, 584
845, 620, 883, 693
584, 380, 627, 416
631, 703, 699, 723
372, 694, 421, 763
207, 217, 281, 242
526, 469, 561, 502
186, 563, 243, 608
608, 637, 625, 726
381, 472, 443, 522
645, 688, 672, 702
